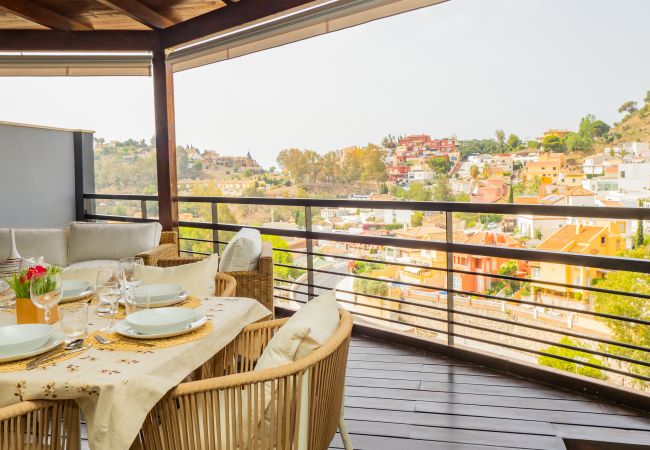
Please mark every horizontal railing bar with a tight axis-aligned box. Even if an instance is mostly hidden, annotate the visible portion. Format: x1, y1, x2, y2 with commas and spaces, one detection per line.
84, 193, 157, 201
178, 220, 650, 274
274, 279, 650, 354
179, 249, 211, 256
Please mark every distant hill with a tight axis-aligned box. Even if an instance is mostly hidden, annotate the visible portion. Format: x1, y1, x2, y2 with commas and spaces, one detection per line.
611, 109, 650, 144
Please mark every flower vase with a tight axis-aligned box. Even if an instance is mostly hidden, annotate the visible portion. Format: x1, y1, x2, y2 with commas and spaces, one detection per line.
0, 229, 21, 276
15, 298, 59, 324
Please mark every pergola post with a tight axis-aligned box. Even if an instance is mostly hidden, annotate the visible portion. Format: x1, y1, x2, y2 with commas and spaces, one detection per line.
152, 44, 178, 231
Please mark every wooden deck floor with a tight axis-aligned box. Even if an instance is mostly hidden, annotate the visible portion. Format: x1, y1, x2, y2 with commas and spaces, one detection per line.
329, 334, 650, 450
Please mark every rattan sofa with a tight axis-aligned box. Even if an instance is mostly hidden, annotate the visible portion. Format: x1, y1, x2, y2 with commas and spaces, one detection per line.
157, 234, 274, 313
138, 309, 353, 450
0, 399, 81, 450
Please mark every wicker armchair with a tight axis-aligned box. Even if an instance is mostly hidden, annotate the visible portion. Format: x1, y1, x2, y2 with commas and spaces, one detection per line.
137, 231, 179, 267
138, 309, 352, 450
0, 400, 81, 450
215, 273, 237, 297
157, 241, 274, 313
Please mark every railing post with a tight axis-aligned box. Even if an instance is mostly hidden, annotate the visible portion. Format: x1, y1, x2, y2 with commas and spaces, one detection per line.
446, 211, 455, 346
211, 202, 219, 254
73, 130, 95, 221
305, 205, 315, 300
140, 199, 148, 220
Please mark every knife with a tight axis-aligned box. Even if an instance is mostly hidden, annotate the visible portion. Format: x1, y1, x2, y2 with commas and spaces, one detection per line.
26, 344, 91, 370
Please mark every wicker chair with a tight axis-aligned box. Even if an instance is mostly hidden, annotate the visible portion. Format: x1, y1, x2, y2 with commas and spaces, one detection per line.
0, 400, 81, 450
137, 231, 179, 267
138, 309, 353, 450
158, 240, 274, 313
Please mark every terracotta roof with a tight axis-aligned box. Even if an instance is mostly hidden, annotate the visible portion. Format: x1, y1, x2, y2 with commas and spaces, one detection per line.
514, 196, 540, 205
464, 231, 519, 247
536, 225, 604, 253
564, 186, 595, 196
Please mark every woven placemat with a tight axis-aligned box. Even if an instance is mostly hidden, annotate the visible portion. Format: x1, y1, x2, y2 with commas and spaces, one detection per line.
0, 343, 92, 373
91, 295, 201, 320
91, 321, 214, 352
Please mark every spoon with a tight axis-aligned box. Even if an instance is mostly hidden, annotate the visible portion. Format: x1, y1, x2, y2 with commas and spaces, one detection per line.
26, 339, 87, 370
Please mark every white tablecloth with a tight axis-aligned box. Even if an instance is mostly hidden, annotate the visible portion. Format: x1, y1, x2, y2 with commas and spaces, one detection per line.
0, 297, 271, 450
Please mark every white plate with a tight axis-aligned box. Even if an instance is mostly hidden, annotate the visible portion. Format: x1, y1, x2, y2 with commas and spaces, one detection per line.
135, 283, 185, 302
119, 290, 189, 308
62, 280, 91, 298
0, 332, 65, 363
113, 316, 208, 340
126, 307, 198, 334
60, 288, 96, 304
0, 324, 53, 355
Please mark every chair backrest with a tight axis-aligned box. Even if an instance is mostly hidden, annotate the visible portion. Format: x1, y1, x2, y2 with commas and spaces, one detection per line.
0, 400, 80, 450
139, 309, 353, 450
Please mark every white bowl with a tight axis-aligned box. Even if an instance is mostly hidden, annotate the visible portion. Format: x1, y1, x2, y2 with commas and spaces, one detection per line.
62, 280, 91, 298
0, 324, 53, 356
125, 307, 198, 335
135, 284, 184, 302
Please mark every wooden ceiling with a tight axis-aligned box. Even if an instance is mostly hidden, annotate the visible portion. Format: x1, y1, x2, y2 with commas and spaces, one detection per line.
0, 0, 319, 51
0, 0, 228, 31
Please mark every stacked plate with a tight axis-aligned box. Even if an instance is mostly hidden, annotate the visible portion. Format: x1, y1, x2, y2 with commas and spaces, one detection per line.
0, 324, 65, 363
61, 280, 95, 303
133, 283, 189, 307
114, 307, 207, 339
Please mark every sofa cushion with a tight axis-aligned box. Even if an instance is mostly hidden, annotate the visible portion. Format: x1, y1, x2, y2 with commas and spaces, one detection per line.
62, 264, 115, 284
133, 253, 219, 297
0, 228, 69, 267
66, 260, 119, 271
67, 222, 162, 264
291, 290, 340, 360
219, 228, 262, 272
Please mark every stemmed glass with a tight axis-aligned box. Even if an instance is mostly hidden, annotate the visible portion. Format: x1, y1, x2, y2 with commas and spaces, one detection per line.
29, 272, 63, 323
97, 281, 121, 332
95, 267, 118, 317
119, 257, 144, 289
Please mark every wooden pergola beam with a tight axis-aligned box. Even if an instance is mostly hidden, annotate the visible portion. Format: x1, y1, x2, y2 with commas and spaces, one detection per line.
0, 0, 92, 31
96, 0, 176, 29
152, 44, 179, 231
0, 30, 156, 51
162, 0, 318, 48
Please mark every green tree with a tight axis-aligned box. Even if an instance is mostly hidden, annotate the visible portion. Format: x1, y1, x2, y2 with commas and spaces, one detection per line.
542, 135, 567, 153
592, 120, 610, 138
353, 278, 389, 297
495, 129, 505, 145
261, 235, 302, 282
507, 134, 521, 150
469, 165, 480, 181
593, 245, 650, 382
411, 211, 424, 227
538, 337, 607, 380
431, 175, 454, 201
565, 132, 592, 152
527, 140, 541, 149
635, 220, 644, 248
427, 156, 452, 174
481, 163, 491, 179
534, 227, 543, 240
406, 182, 431, 201
618, 101, 638, 115
379, 182, 388, 194
644, 90, 650, 105
507, 183, 514, 203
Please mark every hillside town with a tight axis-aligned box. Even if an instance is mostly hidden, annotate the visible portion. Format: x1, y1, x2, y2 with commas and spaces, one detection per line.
93, 91, 650, 384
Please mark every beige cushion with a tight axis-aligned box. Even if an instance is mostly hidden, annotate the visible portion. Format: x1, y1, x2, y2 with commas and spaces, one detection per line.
62, 265, 113, 284
219, 228, 262, 272
66, 260, 119, 271
0, 228, 69, 267
291, 290, 341, 360
67, 222, 162, 264
133, 254, 219, 297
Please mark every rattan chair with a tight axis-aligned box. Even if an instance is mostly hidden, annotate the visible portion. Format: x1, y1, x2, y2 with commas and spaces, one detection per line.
157, 240, 274, 313
215, 273, 237, 297
0, 400, 81, 450
137, 309, 353, 450
137, 230, 179, 267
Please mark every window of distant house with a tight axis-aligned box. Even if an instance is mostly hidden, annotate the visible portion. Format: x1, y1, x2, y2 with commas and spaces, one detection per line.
601, 236, 606, 245
532, 267, 540, 278
621, 171, 626, 178
452, 275, 461, 290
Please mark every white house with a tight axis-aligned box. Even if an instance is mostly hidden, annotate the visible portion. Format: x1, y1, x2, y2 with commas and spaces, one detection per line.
516, 215, 566, 239
583, 153, 607, 176
618, 162, 650, 192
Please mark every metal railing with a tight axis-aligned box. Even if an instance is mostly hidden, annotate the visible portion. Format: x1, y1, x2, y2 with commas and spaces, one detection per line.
83, 192, 650, 386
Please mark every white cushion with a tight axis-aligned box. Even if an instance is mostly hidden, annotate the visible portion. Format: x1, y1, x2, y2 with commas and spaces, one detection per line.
62, 265, 114, 284
133, 253, 219, 297
291, 290, 341, 360
218, 228, 262, 272
67, 222, 162, 264
0, 228, 69, 267
66, 260, 119, 271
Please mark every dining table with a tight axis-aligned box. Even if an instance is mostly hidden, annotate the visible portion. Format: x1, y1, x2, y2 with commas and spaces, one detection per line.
0, 296, 271, 450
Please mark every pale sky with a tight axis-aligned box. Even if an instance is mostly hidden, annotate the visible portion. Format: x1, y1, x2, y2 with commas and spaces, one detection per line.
1, 0, 649, 168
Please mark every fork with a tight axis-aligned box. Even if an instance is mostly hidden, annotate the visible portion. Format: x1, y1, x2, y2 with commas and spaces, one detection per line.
94, 334, 154, 347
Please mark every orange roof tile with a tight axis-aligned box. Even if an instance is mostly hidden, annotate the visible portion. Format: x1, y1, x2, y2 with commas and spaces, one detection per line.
536, 225, 604, 253
514, 196, 540, 205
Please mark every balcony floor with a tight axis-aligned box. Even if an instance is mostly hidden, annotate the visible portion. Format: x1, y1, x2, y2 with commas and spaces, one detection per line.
330, 334, 650, 450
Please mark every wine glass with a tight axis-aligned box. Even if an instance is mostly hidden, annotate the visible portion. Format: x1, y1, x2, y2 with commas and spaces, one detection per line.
97, 281, 121, 332
95, 267, 117, 317
29, 272, 62, 323
119, 257, 144, 289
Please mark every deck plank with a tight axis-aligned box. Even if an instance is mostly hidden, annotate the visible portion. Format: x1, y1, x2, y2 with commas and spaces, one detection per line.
332, 333, 650, 449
